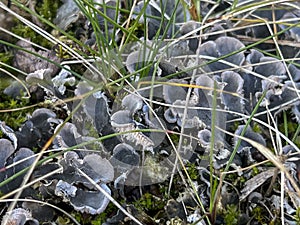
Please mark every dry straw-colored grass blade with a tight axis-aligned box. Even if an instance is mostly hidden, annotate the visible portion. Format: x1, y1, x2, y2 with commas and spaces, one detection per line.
216, 126, 300, 198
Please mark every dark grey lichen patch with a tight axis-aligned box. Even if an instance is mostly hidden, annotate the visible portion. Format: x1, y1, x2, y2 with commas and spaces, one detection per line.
53, 0, 81, 30
69, 185, 111, 214
49, 152, 114, 214
110, 143, 140, 173
198, 36, 245, 73
13, 40, 60, 75
131, 0, 189, 39
111, 109, 155, 152
0, 141, 36, 195
0, 121, 17, 149
0, 138, 15, 170
53, 122, 80, 148
15, 108, 59, 149
220, 71, 244, 113
234, 125, 266, 153
2, 0, 300, 224
51, 66, 75, 95
74, 81, 111, 136
278, 9, 300, 42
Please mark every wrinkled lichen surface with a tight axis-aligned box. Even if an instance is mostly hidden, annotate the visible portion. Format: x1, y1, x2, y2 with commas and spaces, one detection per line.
1, 0, 300, 224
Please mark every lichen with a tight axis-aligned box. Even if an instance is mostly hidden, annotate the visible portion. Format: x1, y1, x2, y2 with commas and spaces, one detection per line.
2, 1, 300, 224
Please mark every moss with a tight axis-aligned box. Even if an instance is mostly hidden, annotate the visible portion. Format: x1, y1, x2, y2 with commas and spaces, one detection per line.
222, 204, 239, 225
252, 206, 268, 224
294, 136, 300, 148
294, 207, 300, 224
186, 161, 198, 180
279, 119, 298, 137
0, 91, 35, 130
0, 52, 13, 69
70, 203, 117, 225
11, 23, 52, 48
225, 171, 237, 181
90, 212, 112, 225
134, 192, 165, 213
56, 216, 72, 224
230, 121, 241, 132
0, 77, 13, 91
168, 217, 185, 225
54, 39, 74, 59
252, 122, 262, 133
10, 0, 60, 48
126, 22, 145, 39
252, 166, 259, 176
169, 132, 180, 145
72, 212, 103, 225
35, 0, 60, 22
